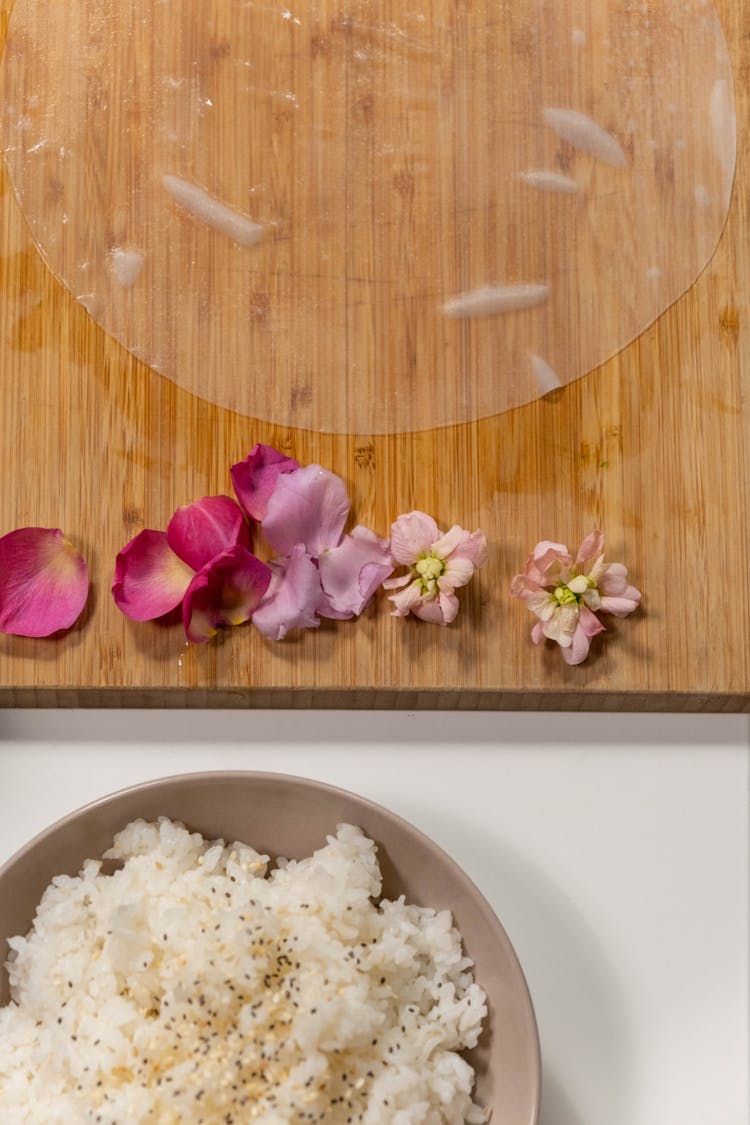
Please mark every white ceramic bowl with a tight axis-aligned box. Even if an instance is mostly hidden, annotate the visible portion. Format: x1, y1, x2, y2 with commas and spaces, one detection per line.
0, 771, 540, 1123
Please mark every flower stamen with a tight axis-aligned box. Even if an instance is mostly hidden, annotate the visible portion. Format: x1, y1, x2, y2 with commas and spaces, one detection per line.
415, 553, 445, 591
553, 583, 579, 607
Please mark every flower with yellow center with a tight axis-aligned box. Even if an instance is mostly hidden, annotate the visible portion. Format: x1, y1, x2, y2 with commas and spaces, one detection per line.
510, 531, 641, 664
383, 511, 488, 625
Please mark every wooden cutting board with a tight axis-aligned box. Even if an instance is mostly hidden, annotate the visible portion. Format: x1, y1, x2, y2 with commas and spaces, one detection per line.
0, 0, 747, 710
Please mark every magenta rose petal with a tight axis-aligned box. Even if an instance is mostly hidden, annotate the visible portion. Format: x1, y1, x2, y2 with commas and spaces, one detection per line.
182, 545, 272, 644
0, 527, 88, 637
230, 444, 299, 521
166, 495, 249, 572
112, 529, 193, 622
261, 466, 350, 557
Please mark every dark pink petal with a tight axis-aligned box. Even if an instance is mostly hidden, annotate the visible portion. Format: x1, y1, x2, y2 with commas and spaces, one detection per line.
262, 465, 350, 557
251, 545, 323, 640
0, 528, 88, 637
113, 529, 193, 621
230, 444, 299, 521
167, 495, 249, 572
182, 546, 271, 644
318, 526, 393, 618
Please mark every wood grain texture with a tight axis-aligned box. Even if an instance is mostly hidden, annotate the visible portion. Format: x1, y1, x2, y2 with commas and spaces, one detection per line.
0, 0, 748, 710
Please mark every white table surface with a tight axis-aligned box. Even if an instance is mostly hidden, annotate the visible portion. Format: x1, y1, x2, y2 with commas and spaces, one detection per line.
0, 709, 747, 1125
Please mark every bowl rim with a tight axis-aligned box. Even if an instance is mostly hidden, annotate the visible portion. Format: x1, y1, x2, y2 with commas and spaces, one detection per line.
0, 768, 541, 1123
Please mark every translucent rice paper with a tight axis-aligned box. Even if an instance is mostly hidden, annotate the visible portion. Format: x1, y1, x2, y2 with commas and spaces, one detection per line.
0, 0, 736, 433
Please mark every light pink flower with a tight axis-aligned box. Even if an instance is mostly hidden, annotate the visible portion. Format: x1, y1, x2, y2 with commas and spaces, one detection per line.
382, 511, 488, 625
230, 451, 393, 640
112, 495, 271, 643
511, 530, 641, 664
0, 527, 89, 637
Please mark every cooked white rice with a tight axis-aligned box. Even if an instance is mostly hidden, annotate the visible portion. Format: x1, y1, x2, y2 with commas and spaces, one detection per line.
0, 820, 488, 1124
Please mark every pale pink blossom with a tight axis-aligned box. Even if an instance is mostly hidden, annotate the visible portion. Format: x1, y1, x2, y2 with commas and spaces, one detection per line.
511, 530, 641, 664
383, 511, 488, 625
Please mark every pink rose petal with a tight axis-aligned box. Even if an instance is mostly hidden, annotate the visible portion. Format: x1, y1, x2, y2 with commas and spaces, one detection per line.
113, 529, 194, 621
230, 444, 299, 521
318, 526, 393, 618
251, 545, 324, 641
262, 466, 350, 557
167, 495, 249, 572
0, 527, 88, 637
182, 545, 271, 644
389, 511, 440, 565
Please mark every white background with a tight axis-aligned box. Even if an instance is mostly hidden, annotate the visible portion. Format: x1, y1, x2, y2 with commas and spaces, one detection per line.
0, 709, 747, 1125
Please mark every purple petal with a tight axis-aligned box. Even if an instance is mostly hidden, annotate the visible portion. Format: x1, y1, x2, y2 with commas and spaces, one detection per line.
113, 529, 193, 622
167, 495, 249, 571
251, 545, 324, 640
230, 444, 299, 521
0, 528, 89, 637
182, 546, 271, 644
318, 526, 393, 618
261, 465, 350, 557
389, 511, 440, 565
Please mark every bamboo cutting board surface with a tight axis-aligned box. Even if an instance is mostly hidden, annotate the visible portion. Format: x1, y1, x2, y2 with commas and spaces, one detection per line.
0, 0, 748, 710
